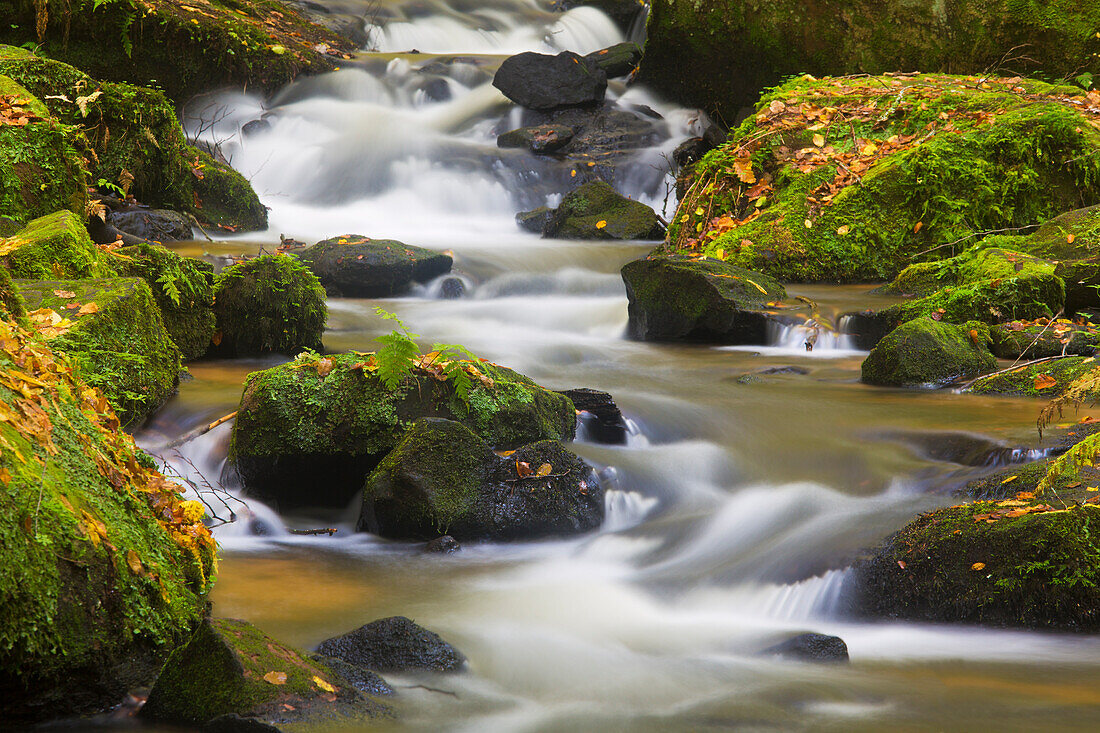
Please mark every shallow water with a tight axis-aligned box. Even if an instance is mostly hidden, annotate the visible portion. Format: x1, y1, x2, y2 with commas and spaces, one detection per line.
131, 1, 1100, 730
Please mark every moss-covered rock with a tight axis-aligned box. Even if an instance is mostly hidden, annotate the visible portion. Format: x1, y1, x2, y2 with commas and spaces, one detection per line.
861, 317, 996, 387
0, 317, 215, 721
110, 243, 215, 360
141, 618, 391, 727
212, 255, 326, 357
0, 210, 112, 279
1019, 204, 1100, 261
0, 0, 357, 104
964, 355, 1100, 398
0, 76, 87, 227
0, 264, 25, 321
621, 254, 790, 343
0, 46, 266, 231
638, 0, 1100, 123
666, 74, 1100, 283
296, 235, 453, 298
17, 277, 182, 425
229, 352, 577, 511
990, 320, 1100, 360
545, 180, 663, 240
360, 418, 603, 541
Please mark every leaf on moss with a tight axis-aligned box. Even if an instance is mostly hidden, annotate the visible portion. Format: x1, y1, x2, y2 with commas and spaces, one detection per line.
265, 671, 288, 685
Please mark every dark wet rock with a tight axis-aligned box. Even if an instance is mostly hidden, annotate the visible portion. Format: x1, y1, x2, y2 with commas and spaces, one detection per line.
497, 124, 575, 153
860, 317, 996, 387
621, 255, 789, 343
316, 616, 465, 674
545, 180, 663, 240
1056, 258, 1100, 314
880, 430, 1028, 468
758, 366, 809, 376
425, 535, 461, 553
529, 104, 666, 166
990, 321, 1100, 359
439, 277, 466, 299
840, 310, 895, 351
762, 633, 849, 663
142, 618, 391, 727
558, 387, 626, 445
416, 76, 452, 102
584, 42, 642, 78
202, 715, 282, 733
241, 119, 271, 136
672, 124, 725, 169
0, 215, 21, 237
493, 51, 607, 110
296, 235, 453, 297
359, 418, 604, 541
516, 206, 555, 233
309, 654, 395, 697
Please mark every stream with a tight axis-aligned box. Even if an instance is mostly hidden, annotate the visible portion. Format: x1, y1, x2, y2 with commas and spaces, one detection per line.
134, 1, 1100, 730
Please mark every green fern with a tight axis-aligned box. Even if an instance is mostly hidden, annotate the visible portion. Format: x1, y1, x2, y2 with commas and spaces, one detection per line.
156, 271, 182, 307
373, 310, 484, 402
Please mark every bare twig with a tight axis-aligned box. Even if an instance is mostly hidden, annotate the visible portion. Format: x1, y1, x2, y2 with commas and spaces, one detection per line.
164, 411, 237, 450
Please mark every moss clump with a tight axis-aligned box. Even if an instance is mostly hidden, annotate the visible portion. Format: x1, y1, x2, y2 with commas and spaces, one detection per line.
989, 320, 1100, 359
0, 46, 266, 231
229, 352, 577, 510
666, 74, 1100, 283
17, 277, 182, 426
0, 75, 87, 226
1020, 203, 1100, 261
965, 355, 1100, 398
110, 243, 215, 360
861, 316, 996, 387
0, 1, 356, 104
141, 618, 391, 726
2, 210, 112, 280
0, 265, 25, 321
546, 181, 663, 240
621, 254, 788, 342
637, 0, 1100, 122
0, 317, 214, 721
212, 255, 326, 357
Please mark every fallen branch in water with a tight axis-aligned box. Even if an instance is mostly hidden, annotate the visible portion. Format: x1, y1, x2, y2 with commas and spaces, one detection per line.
956, 355, 1072, 391
164, 411, 237, 449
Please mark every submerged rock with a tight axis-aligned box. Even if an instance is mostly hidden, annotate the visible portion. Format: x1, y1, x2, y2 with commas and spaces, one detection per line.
316, 616, 465, 674
0, 318, 214, 722
1, 210, 111, 280
492, 50, 607, 110
212, 255, 326, 357
516, 207, 555, 234
141, 618, 391, 727
545, 180, 663, 240
16, 276, 182, 426
497, 124, 575, 154
296, 235, 453, 297
762, 633, 849, 663
229, 353, 576, 511
359, 418, 603, 541
425, 535, 461, 553
860, 317, 995, 388
621, 255, 789, 343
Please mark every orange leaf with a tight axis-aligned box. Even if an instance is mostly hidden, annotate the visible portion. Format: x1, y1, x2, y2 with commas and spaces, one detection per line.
316, 357, 334, 377
535, 463, 552, 477
264, 671, 288, 685
126, 549, 143, 575
516, 460, 532, 478
913, 221, 924, 233
1034, 373, 1058, 390
971, 562, 986, 571
76, 302, 99, 316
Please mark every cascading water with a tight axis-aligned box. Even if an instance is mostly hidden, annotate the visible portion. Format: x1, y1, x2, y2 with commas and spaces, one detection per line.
135, 1, 1100, 730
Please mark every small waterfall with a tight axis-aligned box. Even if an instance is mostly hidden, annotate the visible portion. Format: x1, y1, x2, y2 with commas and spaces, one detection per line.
767, 318, 859, 353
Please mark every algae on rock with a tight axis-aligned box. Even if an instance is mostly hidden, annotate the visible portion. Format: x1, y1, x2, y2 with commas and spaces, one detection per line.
861, 317, 996, 387
2, 210, 112, 280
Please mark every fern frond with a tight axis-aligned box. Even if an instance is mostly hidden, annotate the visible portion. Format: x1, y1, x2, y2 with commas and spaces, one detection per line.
1038, 365, 1100, 437
1037, 433, 1100, 498
374, 332, 418, 389
156, 272, 181, 307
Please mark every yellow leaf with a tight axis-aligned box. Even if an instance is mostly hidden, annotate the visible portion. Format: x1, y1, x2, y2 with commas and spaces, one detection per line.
859, 142, 878, 156
715, 248, 725, 259
732, 157, 756, 184
595, 220, 607, 229
535, 463, 552, 477
804, 219, 813, 229
744, 278, 768, 295
570, 170, 576, 178
312, 675, 335, 693
812, 134, 825, 147
179, 500, 205, 523
1000, 475, 1019, 484
1068, 233, 1077, 244
52, 290, 76, 299
265, 671, 288, 685
76, 302, 99, 316
694, 207, 705, 216
836, 225, 850, 236
126, 549, 143, 575
971, 562, 986, 571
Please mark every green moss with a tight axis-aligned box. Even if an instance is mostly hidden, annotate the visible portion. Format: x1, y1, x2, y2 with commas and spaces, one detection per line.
990, 320, 1100, 359
965, 355, 1100, 397
667, 74, 1100, 283
0, 47, 267, 231
2, 210, 112, 279
1020, 204, 1100, 261
0, 265, 25, 321
16, 277, 182, 425
0, 0, 356, 104
638, 0, 1100, 122
0, 75, 87, 226
550, 180, 662, 240
141, 618, 390, 725
0, 320, 212, 720
213, 255, 326, 356
110, 243, 215, 360
861, 316, 996, 387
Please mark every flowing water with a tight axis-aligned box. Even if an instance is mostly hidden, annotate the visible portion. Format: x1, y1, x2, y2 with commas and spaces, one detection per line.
133, 1, 1100, 730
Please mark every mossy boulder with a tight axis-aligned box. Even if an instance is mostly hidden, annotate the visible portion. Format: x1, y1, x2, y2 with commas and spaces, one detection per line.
0, 318, 215, 721
989, 321, 1100, 360
110, 243, 215, 360
621, 255, 789, 343
964, 356, 1100, 398
666, 74, 1100, 283
0, 46, 266, 231
359, 418, 604, 541
16, 277, 182, 425
141, 618, 391, 727
861, 317, 996, 387
545, 180, 662, 240
229, 353, 577, 511
1, 210, 110, 280
0, 74, 87, 226
0, 1, 357, 104
0, 264, 25, 321
638, 0, 1100, 123
1019, 204, 1100, 261
296, 235, 453, 298
212, 255, 326, 357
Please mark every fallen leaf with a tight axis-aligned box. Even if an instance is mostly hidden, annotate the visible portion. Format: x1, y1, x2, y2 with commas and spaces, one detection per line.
897, 560, 907, 570
535, 463, 552, 477
595, 220, 607, 230
126, 549, 143, 575
836, 225, 850, 236
744, 278, 769, 295
812, 134, 825, 147
971, 562, 986, 571
312, 675, 335, 693
913, 221, 924, 233
1034, 373, 1058, 390
516, 460, 532, 478
1068, 233, 1077, 244
1000, 475, 1019, 484
76, 302, 99, 316
52, 290, 76, 299
265, 671, 288, 685
316, 357, 334, 377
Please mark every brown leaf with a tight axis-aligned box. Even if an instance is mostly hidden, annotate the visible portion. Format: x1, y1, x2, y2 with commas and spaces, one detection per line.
897, 560, 907, 570
126, 549, 143, 575
1034, 373, 1058, 390
535, 463, 552, 477
52, 290, 76, 299
315, 357, 334, 377
971, 562, 986, 571
76, 302, 99, 316
516, 460, 532, 478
